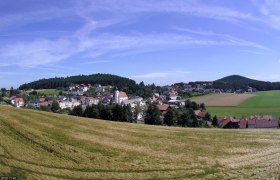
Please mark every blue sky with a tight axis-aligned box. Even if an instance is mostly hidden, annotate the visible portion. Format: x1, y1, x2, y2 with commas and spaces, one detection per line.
1, 0, 280, 88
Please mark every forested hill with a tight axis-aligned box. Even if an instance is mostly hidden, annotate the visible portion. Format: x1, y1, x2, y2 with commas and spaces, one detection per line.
19, 74, 137, 91
213, 75, 280, 91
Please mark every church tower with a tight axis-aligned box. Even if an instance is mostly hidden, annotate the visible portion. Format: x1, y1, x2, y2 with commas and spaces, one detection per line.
115, 88, 119, 104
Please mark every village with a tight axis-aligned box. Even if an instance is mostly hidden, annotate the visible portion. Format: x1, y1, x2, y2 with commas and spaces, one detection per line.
5, 82, 278, 129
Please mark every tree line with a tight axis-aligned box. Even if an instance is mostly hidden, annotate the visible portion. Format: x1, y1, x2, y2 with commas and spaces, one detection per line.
69, 104, 136, 123
144, 100, 218, 128
68, 100, 219, 128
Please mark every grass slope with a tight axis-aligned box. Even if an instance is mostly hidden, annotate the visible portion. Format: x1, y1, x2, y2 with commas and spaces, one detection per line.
0, 106, 280, 179
208, 91, 280, 118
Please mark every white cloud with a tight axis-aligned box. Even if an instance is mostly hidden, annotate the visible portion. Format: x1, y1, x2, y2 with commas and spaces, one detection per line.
0, 31, 271, 68
251, 0, 280, 29
0, 0, 274, 68
173, 27, 270, 51
132, 70, 190, 79
0, 38, 76, 67
81, 60, 111, 65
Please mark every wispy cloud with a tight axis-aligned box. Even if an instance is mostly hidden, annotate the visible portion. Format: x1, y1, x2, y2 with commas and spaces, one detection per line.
173, 27, 270, 51
0, 30, 272, 68
251, 0, 280, 30
81, 60, 111, 65
0, 0, 276, 69
132, 70, 190, 79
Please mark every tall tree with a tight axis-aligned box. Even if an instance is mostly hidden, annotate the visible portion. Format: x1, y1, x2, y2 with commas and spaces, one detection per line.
1, 88, 6, 97
145, 104, 161, 125
200, 103, 206, 110
185, 99, 192, 109
123, 105, 133, 123
178, 112, 190, 127
112, 104, 125, 121
164, 107, 176, 126
212, 115, 219, 127
9, 87, 14, 97
70, 105, 83, 116
203, 112, 211, 121
51, 100, 60, 112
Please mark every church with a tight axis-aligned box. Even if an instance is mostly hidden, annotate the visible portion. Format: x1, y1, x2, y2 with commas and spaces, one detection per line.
114, 89, 128, 104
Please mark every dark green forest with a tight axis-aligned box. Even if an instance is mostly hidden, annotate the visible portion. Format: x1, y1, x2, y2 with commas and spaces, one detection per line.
18, 73, 163, 98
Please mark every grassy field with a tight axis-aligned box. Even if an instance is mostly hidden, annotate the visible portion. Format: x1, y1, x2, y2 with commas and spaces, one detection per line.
0, 106, 280, 179
191, 93, 255, 107
204, 91, 280, 118
36, 89, 63, 96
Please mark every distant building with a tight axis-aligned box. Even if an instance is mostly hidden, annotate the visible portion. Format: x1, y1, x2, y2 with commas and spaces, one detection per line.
11, 97, 24, 108
114, 89, 128, 104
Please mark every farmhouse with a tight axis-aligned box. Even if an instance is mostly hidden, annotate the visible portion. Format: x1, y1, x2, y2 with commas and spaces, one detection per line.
194, 110, 206, 119
157, 104, 169, 119
10, 97, 24, 108
218, 115, 279, 129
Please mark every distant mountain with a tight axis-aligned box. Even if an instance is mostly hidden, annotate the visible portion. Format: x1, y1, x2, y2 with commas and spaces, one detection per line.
215, 75, 263, 84
213, 75, 280, 91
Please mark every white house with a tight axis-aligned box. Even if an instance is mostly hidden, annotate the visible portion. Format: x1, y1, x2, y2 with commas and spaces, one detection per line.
85, 97, 99, 106
11, 98, 24, 108
81, 86, 88, 92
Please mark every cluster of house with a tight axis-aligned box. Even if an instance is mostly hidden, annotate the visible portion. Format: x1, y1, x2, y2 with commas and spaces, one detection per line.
8, 83, 278, 128
218, 115, 279, 129
171, 82, 256, 94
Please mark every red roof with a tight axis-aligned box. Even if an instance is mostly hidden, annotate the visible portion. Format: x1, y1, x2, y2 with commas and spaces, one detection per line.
157, 104, 169, 111
15, 98, 24, 103
220, 118, 231, 128
240, 120, 247, 129
248, 119, 256, 125
194, 110, 206, 118
119, 91, 128, 98
38, 102, 48, 107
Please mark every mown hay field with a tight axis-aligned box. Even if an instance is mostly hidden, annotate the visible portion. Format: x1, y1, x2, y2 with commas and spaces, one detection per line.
0, 106, 280, 179
191, 93, 255, 107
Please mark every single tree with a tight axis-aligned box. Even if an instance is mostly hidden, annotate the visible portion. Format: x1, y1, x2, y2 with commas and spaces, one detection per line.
70, 105, 83, 116
164, 107, 176, 126
9, 86, 14, 97
123, 104, 133, 123
185, 99, 192, 109
1, 88, 6, 97
177, 112, 190, 127
212, 115, 219, 127
200, 103, 206, 110
145, 104, 161, 125
191, 101, 199, 110
203, 112, 211, 121
112, 104, 125, 121
51, 100, 60, 112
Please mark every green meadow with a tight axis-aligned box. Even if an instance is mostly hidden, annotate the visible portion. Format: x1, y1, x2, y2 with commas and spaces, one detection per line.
36, 89, 64, 96
207, 91, 280, 118
1, 106, 280, 179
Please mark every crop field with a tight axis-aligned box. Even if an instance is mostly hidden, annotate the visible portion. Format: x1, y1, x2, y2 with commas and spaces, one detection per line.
36, 89, 63, 95
191, 93, 255, 107
201, 91, 280, 118
0, 106, 280, 179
